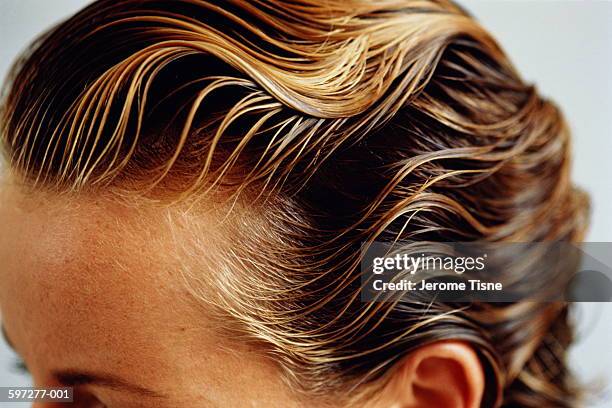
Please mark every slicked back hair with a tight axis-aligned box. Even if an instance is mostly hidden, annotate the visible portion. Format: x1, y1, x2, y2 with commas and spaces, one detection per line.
1, 1, 588, 407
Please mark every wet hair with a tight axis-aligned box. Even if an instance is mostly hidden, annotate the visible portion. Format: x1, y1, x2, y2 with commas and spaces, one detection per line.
0, 1, 589, 406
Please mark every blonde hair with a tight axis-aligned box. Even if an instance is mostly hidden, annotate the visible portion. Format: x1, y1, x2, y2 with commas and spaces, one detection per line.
0, 1, 589, 406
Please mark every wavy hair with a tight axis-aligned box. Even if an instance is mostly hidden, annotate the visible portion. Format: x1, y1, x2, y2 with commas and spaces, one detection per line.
0, 1, 589, 406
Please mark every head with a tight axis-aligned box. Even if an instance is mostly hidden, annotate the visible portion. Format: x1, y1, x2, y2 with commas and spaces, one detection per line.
0, 1, 588, 407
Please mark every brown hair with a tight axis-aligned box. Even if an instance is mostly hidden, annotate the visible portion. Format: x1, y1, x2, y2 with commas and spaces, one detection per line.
0, 1, 589, 406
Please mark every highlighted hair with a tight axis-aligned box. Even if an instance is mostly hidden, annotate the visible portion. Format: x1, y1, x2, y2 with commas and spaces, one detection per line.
0, 1, 588, 406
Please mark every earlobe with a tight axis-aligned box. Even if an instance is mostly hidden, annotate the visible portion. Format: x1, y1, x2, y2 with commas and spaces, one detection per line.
381, 341, 485, 408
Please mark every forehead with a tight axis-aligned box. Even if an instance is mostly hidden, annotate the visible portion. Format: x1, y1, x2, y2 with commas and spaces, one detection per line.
0, 182, 199, 291
0, 181, 219, 379
0, 180, 228, 280
0, 180, 304, 406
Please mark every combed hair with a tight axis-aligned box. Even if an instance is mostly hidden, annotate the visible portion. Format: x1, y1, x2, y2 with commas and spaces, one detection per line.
0, 1, 589, 407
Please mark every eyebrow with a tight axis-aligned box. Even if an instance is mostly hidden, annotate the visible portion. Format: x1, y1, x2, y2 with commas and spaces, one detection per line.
52, 369, 167, 398
2, 323, 165, 399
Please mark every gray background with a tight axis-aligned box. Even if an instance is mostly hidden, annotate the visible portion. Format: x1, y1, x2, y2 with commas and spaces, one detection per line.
0, 1, 610, 407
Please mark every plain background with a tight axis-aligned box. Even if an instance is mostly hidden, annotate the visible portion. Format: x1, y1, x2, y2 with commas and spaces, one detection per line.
0, 1, 610, 407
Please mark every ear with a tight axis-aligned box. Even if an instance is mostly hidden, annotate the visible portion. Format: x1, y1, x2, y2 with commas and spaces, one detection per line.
379, 341, 485, 408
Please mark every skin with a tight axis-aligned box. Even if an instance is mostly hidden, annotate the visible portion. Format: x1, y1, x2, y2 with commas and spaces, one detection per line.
0, 177, 484, 408
0, 179, 303, 408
